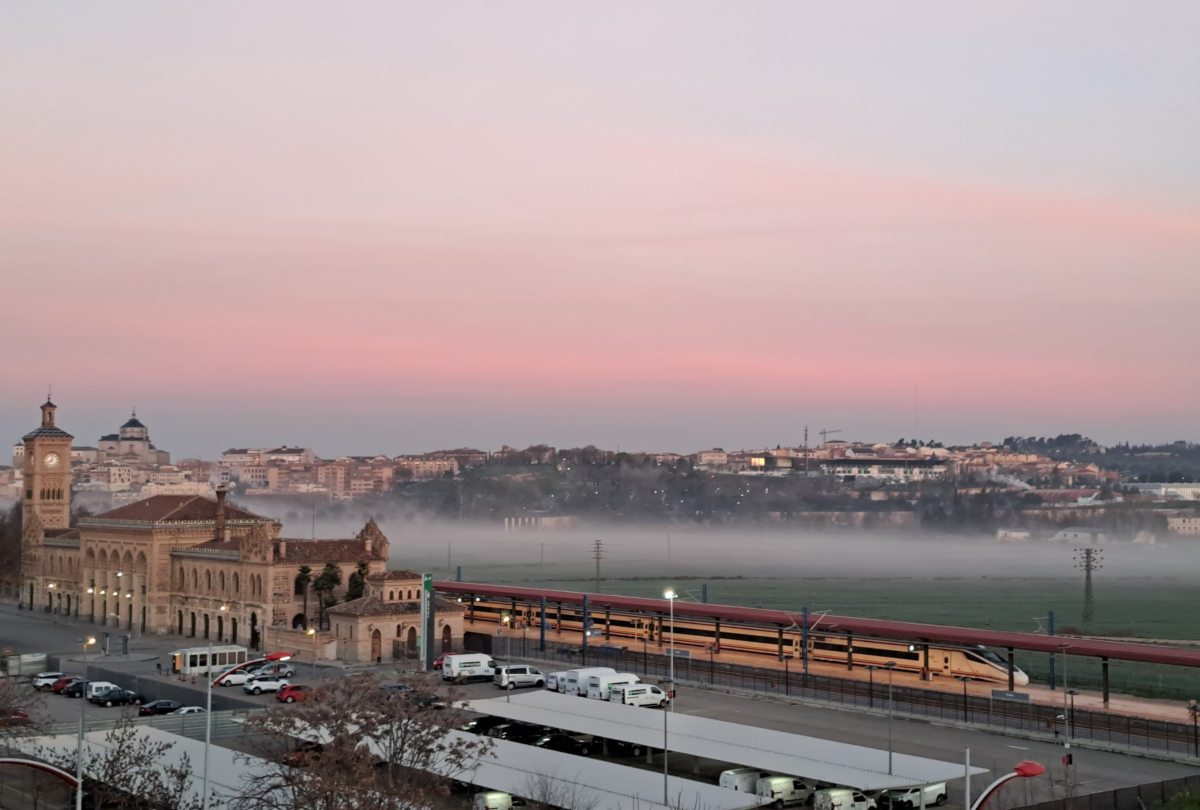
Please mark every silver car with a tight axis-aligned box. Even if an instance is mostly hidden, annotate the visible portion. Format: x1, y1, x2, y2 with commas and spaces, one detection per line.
494, 665, 545, 690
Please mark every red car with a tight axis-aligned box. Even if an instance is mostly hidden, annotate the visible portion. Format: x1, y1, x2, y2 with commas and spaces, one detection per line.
3, 709, 31, 727
276, 684, 311, 704
51, 676, 82, 694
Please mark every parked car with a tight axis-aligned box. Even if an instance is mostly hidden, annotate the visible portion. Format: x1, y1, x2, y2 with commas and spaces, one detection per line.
31, 672, 65, 690
494, 665, 545, 690
139, 699, 183, 716
534, 733, 594, 756
61, 681, 87, 699
3, 709, 32, 727
488, 722, 551, 744
474, 791, 526, 809
432, 655, 445, 670
878, 784, 947, 809
276, 684, 311, 703
814, 788, 877, 810
460, 715, 510, 736
243, 675, 290, 695
51, 676, 82, 694
172, 706, 206, 715
248, 661, 297, 679
599, 737, 648, 758
216, 669, 254, 687
283, 741, 323, 767
90, 688, 143, 708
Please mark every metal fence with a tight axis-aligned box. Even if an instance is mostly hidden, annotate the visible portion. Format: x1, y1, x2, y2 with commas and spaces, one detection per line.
469, 635, 1200, 760
1018, 774, 1200, 810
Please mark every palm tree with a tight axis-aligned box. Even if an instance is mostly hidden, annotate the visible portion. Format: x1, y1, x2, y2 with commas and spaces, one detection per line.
347, 560, 370, 601
313, 562, 342, 630
295, 565, 313, 628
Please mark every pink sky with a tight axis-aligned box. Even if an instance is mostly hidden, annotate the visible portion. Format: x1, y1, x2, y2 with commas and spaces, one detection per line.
2, 4, 1198, 456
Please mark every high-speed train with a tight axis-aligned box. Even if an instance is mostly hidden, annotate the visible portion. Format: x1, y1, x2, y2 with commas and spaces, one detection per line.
460, 597, 1028, 686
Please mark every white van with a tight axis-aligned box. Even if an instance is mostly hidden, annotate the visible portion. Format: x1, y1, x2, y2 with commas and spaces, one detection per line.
585, 672, 639, 700
719, 768, 769, 792
442, 653, 497, 683
609, 683, 669, 708
494, 665, 545, 690
84, 681, 119, 700
756, 775, 816, 807
473, 791, 526, 809
814, 788, 877, 810
563, 667, 616, 696
880, 783, 946, 809
545, 671, 570, 691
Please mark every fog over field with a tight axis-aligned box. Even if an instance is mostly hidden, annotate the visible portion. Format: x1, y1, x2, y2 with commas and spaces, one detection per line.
257, 500, 1192, 586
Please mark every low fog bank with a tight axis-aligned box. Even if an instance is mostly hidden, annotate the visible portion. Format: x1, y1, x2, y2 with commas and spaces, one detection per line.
239, 495, 1193, 585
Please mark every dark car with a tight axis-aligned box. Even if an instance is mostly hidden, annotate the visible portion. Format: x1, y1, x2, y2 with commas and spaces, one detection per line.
534, 733, 594, 756
460, 715, 510, 736
90, 688, 142, 707
50, 675, 82, 694
488, 723, 552, 744
283, 741, 323, 768
139, 699, 182, 716
61, 681, 87, 699
598, 737, 648, 758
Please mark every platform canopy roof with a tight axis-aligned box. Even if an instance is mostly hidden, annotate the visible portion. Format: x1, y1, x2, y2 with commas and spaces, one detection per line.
465, 691, 986, 792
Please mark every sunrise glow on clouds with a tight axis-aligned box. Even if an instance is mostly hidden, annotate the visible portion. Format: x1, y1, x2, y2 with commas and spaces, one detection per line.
2, 3, 1198, 455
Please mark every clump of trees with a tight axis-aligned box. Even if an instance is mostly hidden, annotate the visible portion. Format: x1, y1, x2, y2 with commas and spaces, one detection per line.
236, 671, 490, 810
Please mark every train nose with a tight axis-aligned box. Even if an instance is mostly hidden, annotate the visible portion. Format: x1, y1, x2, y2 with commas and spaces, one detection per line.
1013, 669, 1030, 687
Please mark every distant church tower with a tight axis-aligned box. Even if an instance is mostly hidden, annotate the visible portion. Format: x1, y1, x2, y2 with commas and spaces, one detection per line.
22, 398, 73, 529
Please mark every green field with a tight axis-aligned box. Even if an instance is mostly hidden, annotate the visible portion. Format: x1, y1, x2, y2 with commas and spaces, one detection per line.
389, 526, 1200, 701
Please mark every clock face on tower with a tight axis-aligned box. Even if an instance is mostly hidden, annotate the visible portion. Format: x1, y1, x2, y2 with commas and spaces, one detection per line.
43, 451, 61, 467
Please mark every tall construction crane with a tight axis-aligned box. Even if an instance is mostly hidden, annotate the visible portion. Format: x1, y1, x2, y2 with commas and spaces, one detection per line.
819, 428, 843, 446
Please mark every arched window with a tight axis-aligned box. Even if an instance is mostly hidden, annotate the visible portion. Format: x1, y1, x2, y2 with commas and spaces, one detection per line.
396, 624, 402, 637
192, 569, 198, 589
206, 570, 212, 591
233, 573, 240, 594
219, 572, 226, 593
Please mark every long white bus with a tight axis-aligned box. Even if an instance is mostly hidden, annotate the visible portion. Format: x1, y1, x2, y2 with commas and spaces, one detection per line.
169, 645, 250, 677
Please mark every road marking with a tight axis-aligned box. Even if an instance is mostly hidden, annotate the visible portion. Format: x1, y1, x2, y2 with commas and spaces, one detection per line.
1007, 744, 1029, 750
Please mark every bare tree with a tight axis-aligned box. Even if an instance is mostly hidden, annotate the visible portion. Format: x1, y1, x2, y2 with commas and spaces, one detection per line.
0, 674, 45, 743
520, 770, 602, 810
236, 671, 491, 810
36, 710, 208, 809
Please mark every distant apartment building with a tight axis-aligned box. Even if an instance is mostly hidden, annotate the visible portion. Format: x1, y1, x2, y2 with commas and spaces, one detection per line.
263, 446, 316, 465
395, 456, 458, 479
78, 463, 135, 492
425, 448, 488, 469
220, 448, 264, 467
694, 449, 729, 468
821, 457, 947, 483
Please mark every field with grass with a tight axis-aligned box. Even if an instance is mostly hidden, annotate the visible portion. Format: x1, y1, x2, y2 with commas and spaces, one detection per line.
370, 522, 1200, 700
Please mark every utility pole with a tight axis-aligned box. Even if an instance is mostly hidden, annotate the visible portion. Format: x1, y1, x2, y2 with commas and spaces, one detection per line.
592, 538, 604, 593
1074, 547, 1103, 623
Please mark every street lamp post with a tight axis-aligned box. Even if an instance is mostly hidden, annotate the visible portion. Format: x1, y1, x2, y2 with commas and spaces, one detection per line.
663, 588, 678, 808
865, 665, 877, 709
956, 676, 971, 723
202, 639, 213, 810
307, 627, 318, 677
884, 661, 897, 775
1188, 702, 1199, 758
76, 635, 96, 810
1067, 690, 1078, 742
780, 654, 793, 697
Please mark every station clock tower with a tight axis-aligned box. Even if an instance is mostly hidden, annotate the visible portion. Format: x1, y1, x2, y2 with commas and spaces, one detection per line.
22, 398, 73, 530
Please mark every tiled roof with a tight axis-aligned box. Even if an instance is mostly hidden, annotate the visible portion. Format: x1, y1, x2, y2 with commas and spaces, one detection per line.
366, 570, 422, 581
327, 597, 419, 617
22, 426, 74, 441
279, 538, 372, 564
86, 495, 267, 524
